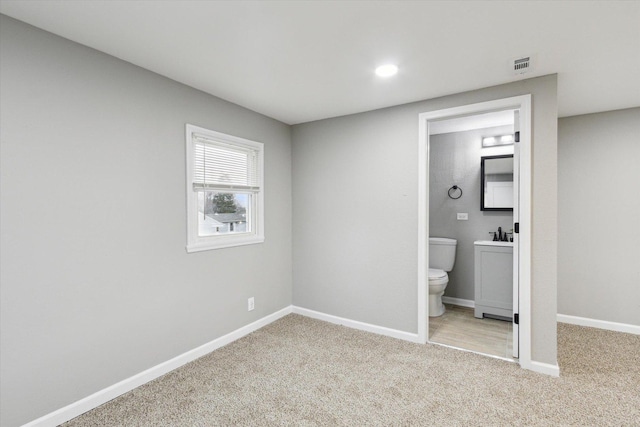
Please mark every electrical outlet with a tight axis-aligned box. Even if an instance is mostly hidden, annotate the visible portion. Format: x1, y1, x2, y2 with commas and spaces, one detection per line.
248, 297, 255, 311
457, 213, 468, 220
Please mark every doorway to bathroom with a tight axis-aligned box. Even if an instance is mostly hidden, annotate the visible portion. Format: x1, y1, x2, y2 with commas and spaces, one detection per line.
417, 96, 532, 368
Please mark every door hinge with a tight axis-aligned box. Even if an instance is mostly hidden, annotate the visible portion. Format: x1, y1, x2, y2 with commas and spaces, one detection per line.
515, 131, 520, 143
514, 313, 519, 324
514, 222, 519, 233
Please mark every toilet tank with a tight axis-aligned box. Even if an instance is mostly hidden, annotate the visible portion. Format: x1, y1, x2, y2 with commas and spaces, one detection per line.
429, 237, 457, 271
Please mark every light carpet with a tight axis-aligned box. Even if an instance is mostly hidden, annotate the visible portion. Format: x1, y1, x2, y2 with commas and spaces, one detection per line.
63, 314, 640, 426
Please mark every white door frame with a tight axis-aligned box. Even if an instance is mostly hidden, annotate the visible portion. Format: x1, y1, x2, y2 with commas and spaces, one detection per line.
512, 110, 521, 359
417, 95, 532, 369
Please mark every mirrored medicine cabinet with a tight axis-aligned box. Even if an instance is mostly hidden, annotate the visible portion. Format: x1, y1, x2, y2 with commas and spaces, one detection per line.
481, 154, 514, 211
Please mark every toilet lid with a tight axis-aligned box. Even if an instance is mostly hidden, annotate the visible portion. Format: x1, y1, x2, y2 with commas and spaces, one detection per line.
428, 268, 447, 279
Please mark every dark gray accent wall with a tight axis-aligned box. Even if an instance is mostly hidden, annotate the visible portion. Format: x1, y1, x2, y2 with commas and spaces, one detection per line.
0, 16, 292, 427
558, 108, 640, 326
430, 126, 514, 301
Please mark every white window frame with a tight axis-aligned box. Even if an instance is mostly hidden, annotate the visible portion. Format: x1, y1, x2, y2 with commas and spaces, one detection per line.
185, 124, 264, 252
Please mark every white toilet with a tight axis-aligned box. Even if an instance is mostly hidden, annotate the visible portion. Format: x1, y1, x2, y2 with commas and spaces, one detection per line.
429, 237, 457, 317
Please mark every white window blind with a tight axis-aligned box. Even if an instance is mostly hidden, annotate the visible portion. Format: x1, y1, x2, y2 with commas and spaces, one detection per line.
193, 134, 260, 192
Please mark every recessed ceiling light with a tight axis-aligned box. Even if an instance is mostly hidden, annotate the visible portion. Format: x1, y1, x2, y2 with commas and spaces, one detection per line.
375, 64, 398, 78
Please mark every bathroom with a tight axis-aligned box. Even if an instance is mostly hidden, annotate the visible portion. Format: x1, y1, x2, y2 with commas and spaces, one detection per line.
428, 111, 516, 359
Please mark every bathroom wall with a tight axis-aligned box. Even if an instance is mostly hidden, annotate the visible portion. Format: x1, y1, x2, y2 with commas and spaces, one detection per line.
293, 74, 558, 367
430, 125, 514, 301
0, 16, 292, 427
558, 108, 640, 326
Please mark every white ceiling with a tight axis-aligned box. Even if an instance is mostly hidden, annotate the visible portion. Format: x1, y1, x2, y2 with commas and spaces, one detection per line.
1, 1, 639, 125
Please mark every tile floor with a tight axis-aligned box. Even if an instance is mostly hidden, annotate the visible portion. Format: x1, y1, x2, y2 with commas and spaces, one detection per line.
429, 304, 514, 359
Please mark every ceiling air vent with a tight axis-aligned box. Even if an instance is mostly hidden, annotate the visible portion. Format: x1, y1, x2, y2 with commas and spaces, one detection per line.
512, 56, 532, 75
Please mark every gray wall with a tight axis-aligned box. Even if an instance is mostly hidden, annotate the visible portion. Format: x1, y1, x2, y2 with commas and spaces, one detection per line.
1, 14, 571, 427
558, 108, 640, 326
293, 75, 558, 365
0, 16, 292, 427
430, 126, 514, 301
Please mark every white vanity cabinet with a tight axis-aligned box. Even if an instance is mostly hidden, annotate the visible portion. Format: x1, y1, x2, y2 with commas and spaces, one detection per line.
474, 241, 513, 319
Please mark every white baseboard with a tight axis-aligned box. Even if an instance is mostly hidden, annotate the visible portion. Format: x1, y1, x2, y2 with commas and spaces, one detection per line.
292, 306, 421, 343
22, 306, 293, 427
557, 314, 640, 335
442, 296, 475, 308
28, 306, 607, 426
292, 306, 563, 378
528, 360, 560, 377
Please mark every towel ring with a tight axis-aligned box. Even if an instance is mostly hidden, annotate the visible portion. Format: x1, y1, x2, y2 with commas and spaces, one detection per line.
448, 185, 462, 199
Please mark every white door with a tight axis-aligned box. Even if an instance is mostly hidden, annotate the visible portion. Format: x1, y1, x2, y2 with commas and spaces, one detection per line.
512, 110, 520, 358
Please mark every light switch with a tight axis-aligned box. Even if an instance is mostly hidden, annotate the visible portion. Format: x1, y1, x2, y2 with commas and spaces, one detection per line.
457, 213, 468, 220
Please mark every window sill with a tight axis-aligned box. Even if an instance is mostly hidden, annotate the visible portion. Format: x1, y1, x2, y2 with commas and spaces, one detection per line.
186, 234, 264, 253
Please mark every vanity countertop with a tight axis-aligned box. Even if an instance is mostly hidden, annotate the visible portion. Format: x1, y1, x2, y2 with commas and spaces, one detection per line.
474, 240, 514, 247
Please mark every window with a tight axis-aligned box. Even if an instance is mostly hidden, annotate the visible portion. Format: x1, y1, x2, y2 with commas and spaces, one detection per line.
186, 124, 264, 252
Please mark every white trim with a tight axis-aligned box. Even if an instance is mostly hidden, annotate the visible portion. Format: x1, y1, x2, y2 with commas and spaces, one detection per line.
511, 109, 520, 359
21, 306, 293, 427
418, 95, 533, 370
417, 109, 429, 343
558, 314, 640, 335
186, 235, 265, 253
516, 96, 532, 367
22, 302, 572, 427
441, 296, 475, 308
528, 360, 560, 377
292, 306, 421, 343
